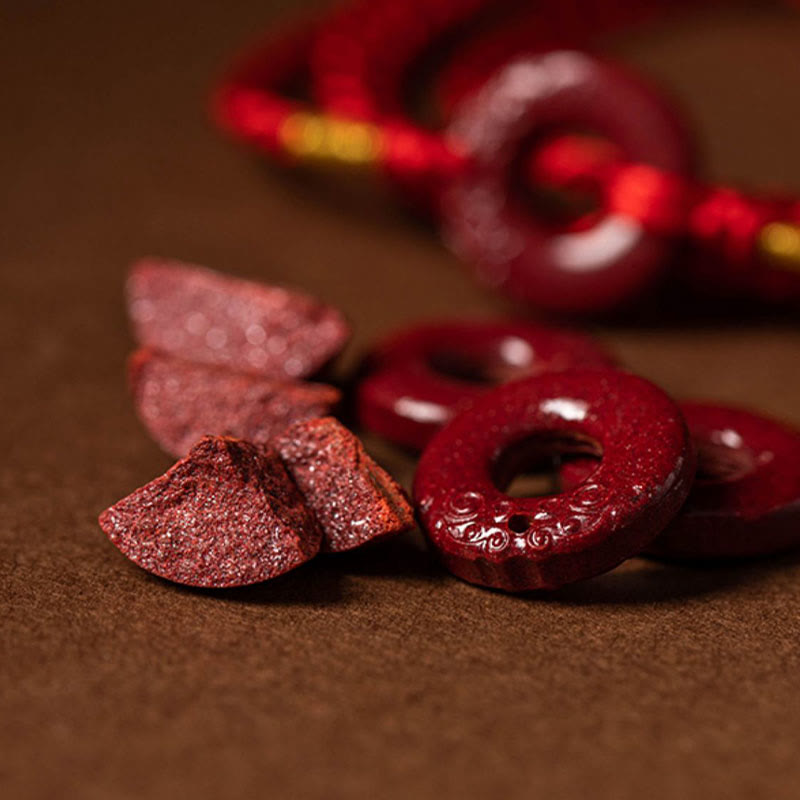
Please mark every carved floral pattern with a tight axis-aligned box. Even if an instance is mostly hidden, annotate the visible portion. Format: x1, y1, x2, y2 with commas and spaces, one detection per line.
437, 478, 616, 555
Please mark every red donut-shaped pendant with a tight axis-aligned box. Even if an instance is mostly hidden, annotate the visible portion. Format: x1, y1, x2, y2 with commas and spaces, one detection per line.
442, 51, 695, 313
357, 320, 615, 450
647, 403, 800, 559
413, 369, 695, 591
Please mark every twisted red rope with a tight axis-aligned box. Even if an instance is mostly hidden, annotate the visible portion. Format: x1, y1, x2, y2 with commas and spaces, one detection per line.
214, 0, 800, 303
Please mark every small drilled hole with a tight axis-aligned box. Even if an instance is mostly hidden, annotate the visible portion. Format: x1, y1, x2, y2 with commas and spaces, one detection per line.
508, 514, 531, 533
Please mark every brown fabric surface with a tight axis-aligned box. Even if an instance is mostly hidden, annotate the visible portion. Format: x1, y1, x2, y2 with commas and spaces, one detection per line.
3, 2, 800, 798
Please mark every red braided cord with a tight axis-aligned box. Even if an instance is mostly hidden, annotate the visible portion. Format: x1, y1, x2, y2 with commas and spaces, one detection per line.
532, 135, 800, 297
213, 0, 800, 301
214, 16, 466, 182
214, 19, 316, 158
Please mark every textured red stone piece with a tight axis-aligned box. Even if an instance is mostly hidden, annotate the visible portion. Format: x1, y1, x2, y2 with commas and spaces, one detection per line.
98, 436, 321, 587
413, 369, 695, 591
647, 403, 800, 559
357, 320, 616, 450
276, 417, 414, 552
442, 52, 695, 313
127, 258, 350, 379
129, 348, 341, 458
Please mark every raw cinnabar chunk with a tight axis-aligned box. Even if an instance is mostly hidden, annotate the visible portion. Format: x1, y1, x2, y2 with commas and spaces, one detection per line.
276, 417, 414, 552
98, 436, 321, 587
129, 349, 341, 458
127, 258, 350, 380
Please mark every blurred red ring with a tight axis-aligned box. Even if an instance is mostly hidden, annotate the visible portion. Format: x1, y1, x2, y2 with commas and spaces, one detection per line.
442, 51, 695, 313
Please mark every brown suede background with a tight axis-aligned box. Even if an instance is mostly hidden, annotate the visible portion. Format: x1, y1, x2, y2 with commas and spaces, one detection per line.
3, 2, 800, 798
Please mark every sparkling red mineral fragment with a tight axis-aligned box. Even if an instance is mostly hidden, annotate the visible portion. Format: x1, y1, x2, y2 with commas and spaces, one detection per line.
126, 258, 350, 380
98, 436, 321, 587
129, 348, 341, 458
276, 417, 415, 552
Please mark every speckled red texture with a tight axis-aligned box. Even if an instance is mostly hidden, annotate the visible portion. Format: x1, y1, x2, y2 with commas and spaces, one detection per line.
98, 436, 321, 587
276, 417, 414, 552
127, 258, 350, 380
129, 348, 341, 458
357, 320, 615, 450
558, 456, 602, 493
647, 402, 800, 559
413, 369, 695, 591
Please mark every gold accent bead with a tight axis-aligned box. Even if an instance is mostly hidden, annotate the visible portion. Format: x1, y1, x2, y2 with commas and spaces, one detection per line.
758, 221, 800, 272
278, 112, 381, 166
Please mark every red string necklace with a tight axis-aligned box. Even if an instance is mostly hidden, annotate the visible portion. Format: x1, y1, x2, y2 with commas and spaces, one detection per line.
214, 0, 800, 314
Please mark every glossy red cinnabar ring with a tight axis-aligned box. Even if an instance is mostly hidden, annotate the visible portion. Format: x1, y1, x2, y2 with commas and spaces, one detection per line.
357, 320, 615, 450
646, 402, 800, 559
413, 369, 695, 591
442, 51, 694, 313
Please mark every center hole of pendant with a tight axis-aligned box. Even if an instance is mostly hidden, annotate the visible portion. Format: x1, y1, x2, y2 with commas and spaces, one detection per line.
694, 438, 755, 484
509, 129, 613, 230
428, 350, 497, 384
428, 335, 537, 385
491, 431, 604, 502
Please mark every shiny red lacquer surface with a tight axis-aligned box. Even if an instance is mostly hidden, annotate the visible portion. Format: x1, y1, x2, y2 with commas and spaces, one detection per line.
442, 52, 695, 313
129, 349, 341, 458
127, 258, 350, 380
648, 403, 800, 559
98, 437, 321, 587
413, 369, 695, 591
277, 417, 414, 552
357, 320, 615, 451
